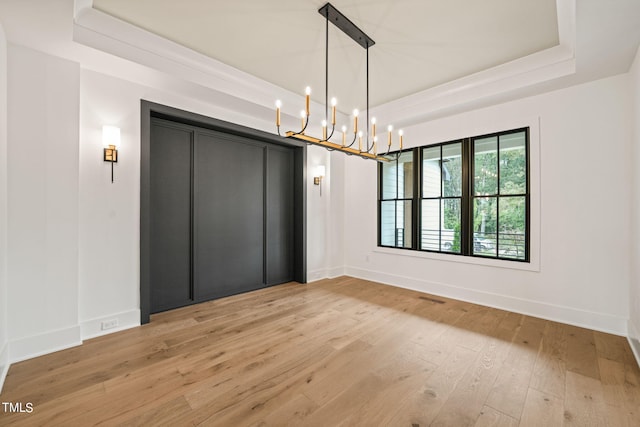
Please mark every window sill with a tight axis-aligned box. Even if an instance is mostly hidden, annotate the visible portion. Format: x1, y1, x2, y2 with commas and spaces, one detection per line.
373, 246, 540, 272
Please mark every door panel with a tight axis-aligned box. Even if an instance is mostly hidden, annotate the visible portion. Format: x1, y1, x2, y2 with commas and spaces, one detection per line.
150, 121, 193, 313
194, 131, 265, 300
266, 147, 294, 285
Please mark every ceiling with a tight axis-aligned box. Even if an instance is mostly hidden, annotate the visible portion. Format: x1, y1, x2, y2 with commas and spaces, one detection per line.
92, 0, 560, 111
0, 0, 638, 129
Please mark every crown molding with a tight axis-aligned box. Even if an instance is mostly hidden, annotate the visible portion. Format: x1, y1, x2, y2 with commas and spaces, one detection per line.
73, 0, 576, 129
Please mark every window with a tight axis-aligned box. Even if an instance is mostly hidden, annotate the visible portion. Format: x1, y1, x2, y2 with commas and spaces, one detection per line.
421, 142, 462, 253
379, 151, 414, 249
378, 128, 529, 262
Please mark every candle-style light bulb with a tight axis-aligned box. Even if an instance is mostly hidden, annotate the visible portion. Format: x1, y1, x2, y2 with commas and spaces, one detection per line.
331, 97, 337, 125
300, 110, 306, 132
341, 125, 347, 146
305, 86, 311, 116
353, 109, 359, 134
358, 130, 363, 152
371, 117, 377, 138
387, 125, 393, 146
374, 135, 378, 155
398, 129, 404, 150
275, 100, 282, 127
322, 119, 327, 140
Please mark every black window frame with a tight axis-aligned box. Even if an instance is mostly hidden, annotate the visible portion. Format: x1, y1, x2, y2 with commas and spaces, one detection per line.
377, 149, 418, 249
419, 140, 465, 254
377, 127, 530, 263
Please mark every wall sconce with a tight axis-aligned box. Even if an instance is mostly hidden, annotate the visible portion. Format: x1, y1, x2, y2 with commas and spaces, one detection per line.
103, 125, 120, 183
314, 165, 326, 196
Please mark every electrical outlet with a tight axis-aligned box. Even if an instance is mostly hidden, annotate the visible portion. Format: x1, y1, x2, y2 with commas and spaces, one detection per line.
101, 318, 119, 330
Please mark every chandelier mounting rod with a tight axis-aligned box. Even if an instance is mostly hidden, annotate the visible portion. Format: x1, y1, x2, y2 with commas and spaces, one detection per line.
317, 3, 375, 49
276, 2, 404, 162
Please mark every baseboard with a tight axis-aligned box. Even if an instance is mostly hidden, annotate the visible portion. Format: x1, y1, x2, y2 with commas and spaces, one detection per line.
80, 309, 140, 340
10, 326, 82, 364
327, 266, 346, 279
628, 320, 640, 368
0, 341, 9, 394
307, 266, 345, 283
346, 267, 628, 336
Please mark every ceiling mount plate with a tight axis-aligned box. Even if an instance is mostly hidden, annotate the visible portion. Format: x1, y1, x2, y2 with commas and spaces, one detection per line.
318, 2, 375, 49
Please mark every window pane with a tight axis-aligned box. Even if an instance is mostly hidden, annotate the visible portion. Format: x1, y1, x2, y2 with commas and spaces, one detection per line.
473, 197, 497, 257
421, 199, 461, 252
381, 151, 413, 199
474, 137, 498, 196
381, 200, 412, 248
399, 200, 413, 248
442, 199, 461, 253
398, 152, 413, 199
421, 199, 439, 251
442, 143, 462, 197
499, 196, 526, 260
499, 132, 526, 195
422, 146, 440, 198
381, 159, 397, 199
380, 201, 396, 246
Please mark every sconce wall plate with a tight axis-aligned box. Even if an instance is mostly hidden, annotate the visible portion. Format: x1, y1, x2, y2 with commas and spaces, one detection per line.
314, 165, 326, 195
102, 125, 120, 183
104, 145, 118, 162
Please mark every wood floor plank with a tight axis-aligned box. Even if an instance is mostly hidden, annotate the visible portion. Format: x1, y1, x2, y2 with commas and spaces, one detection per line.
485, 316, 546, 419
330, 344, 438, 426
384, 344, 479, 426
529, 320, 568, 399
598, 357, 640, 425
563, 370, 610, 426
594, 331, 637, 365
564, 324, 600, 380
1, 276, 638, 426
429, 336, 512, 427
518, 387, 564, 427
474, 405, 518, 427
248, 393, 319, 427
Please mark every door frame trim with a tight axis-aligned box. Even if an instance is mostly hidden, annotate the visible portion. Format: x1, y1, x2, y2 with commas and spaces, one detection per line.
140, 100, 307, 324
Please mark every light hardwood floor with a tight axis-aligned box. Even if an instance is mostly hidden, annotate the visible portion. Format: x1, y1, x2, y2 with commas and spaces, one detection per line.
1, 277, 639, 426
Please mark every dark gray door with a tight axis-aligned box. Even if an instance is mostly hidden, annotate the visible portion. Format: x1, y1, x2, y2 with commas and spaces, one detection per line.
266, 147, 294, 285
195, 131, 265, 300
149, 118, 295, 314
150, 122, 193, 313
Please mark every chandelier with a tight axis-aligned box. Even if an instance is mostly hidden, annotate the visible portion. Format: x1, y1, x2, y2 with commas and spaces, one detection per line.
275, 2, 403, 162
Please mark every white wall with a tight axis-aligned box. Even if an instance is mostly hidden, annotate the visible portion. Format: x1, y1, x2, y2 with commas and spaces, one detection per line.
0, 23, 9, 391
328, 151, 346, 278
345, 73, 632, 335
306, 148, 346, 281
6, 45, 81, 361
630, 46, 640, 359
